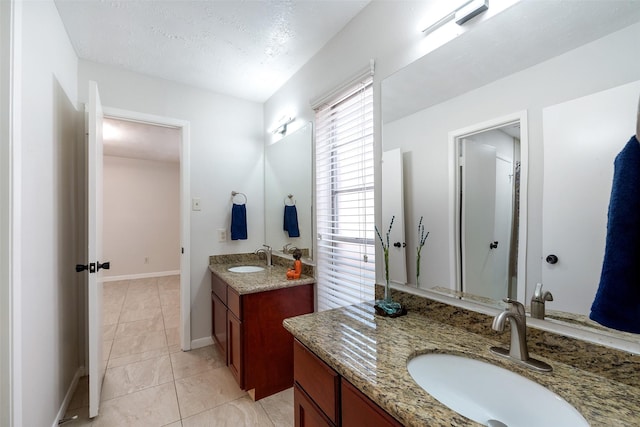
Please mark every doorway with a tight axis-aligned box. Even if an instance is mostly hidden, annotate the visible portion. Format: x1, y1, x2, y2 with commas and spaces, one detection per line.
449, 112, 528, 303
102, 107, 191, 351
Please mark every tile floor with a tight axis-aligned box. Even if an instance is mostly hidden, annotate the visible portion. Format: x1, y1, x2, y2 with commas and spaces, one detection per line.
65, 275, 294, 426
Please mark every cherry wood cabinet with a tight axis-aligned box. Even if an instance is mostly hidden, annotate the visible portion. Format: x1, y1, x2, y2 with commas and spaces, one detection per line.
227, 310, 243, 387
211, 293, 227, 362
293, 339, 403, 427
211, 272, 314, 400
342, 379, 403, 427
293, 339, 340, 424
294, 384, 333, 427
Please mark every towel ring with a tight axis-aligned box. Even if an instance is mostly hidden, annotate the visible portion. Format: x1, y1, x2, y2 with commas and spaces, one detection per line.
231, 191, 247, 204
284, 194, 296, 206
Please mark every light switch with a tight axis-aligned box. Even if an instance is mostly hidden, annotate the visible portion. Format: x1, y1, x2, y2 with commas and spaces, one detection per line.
192, 198, 201, 211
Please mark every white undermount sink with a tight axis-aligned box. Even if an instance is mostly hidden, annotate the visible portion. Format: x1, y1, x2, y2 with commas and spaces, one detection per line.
227, 265, 265, 273
407, 353, 589, 427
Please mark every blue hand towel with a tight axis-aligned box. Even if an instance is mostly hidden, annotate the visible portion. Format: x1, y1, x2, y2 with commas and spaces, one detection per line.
283, 205, 300, 238
590, 135, 640, 333
230, 203, 247, 240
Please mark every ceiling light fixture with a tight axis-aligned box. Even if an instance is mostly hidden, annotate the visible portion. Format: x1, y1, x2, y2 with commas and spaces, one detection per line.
422, 0, 489, 35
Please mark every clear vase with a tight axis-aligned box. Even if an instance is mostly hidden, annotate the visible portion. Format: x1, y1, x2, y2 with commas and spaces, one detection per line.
376, 277, 402, 315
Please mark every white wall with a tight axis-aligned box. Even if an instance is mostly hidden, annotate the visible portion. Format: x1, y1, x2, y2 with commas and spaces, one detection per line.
19, 1, 81, 426
382, 22, 640, 299
264, 1, 451, 281
77, 61, 264, 341
103, 156, 180, 278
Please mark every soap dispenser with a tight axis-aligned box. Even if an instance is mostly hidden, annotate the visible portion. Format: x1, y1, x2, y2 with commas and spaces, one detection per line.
531, 283, 553, 319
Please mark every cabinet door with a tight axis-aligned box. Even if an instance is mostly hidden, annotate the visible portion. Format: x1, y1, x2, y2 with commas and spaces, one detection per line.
227, 311, 243, 388
211, 292, 227, 363
341, 380, 402, 427
294, 385, 333, 427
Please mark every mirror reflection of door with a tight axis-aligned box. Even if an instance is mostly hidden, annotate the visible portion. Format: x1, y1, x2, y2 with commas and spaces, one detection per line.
458, 123, 520, 301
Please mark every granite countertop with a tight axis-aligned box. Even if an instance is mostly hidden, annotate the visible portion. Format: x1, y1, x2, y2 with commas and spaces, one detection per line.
208, 261, 314, 295
284, 302, 639, 426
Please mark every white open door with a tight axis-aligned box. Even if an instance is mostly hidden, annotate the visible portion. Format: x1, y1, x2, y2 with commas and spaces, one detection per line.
382, 149, 407, 285
87, 81, 106, 418
461, 140, 499, 299
542, 81, 640, 315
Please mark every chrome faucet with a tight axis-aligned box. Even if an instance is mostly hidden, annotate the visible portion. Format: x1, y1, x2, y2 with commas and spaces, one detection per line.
530, 283, 553, 320
255, 245, 272, 266
490, 299, 552, 372
282, 243, 299, 254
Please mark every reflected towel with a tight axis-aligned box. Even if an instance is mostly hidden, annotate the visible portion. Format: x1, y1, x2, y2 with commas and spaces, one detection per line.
231, 203, 248, 240
283, 205, 300, 237
590, 135, 640, 333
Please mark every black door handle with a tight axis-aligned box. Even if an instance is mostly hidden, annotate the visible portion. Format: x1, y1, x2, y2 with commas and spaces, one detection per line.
75, 262, 96, 273
393, 242, 407, 248
489, 241, 499, 249
546, 254, 558, 264
97, 261, 111, 271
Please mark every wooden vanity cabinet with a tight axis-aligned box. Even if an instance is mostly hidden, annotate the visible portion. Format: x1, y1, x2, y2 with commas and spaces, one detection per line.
211, 271, 314, 400
211, 297, 227, 361
293, 339, 340, 425
294, 385, 334, 427
293, 339, 403, 427
341, 380, 403, 427
226, 287, 243, 387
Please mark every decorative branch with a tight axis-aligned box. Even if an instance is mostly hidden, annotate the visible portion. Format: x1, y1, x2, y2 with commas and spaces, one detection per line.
375, 216, 395, 285
416, 216, 430, 282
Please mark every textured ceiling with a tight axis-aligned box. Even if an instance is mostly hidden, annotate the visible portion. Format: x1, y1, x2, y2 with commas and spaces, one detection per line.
55, 0, 370, 103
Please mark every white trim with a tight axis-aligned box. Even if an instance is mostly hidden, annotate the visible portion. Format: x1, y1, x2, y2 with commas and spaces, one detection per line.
0, 1, 22, 425
102, 107, 191, 351
190, 336, 214, 350
102, 271, 181, 282
50, 367, 83, 427
310, 59, 375, 110
448, 110, 528, 301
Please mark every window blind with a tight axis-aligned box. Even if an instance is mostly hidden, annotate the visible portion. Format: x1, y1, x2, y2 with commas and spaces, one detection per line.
315, 75, 375, 312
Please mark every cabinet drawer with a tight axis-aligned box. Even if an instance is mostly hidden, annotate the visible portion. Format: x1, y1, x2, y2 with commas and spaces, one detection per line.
228, 287, 241, 319
293, 340, 339, 425
211, 272, 227, 304
342, 379, 402, 426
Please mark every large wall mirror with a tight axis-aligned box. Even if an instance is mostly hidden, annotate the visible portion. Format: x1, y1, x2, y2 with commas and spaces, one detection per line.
265, 122, 313, 258
381, 1, 640, 351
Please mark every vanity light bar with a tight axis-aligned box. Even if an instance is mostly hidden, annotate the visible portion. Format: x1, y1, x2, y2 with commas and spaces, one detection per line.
422, 0, 489, 34
272, 116, 295, 135
455, 0, 489, 25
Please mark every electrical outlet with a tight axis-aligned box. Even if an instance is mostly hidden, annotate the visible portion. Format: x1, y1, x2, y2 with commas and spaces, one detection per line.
217, 228, 227, 242
192, 198, 202, 211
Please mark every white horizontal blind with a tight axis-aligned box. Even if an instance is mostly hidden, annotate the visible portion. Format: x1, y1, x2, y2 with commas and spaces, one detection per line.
315, 76, 375, 311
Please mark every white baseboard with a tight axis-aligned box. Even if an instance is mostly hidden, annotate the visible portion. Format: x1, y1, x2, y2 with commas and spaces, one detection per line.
51, 366, 84, 427
190, 336, 214, 350
103, 270, 180, 282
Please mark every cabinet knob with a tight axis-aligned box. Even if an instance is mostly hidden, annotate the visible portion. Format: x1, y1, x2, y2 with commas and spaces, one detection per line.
546, 254, 558, 264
